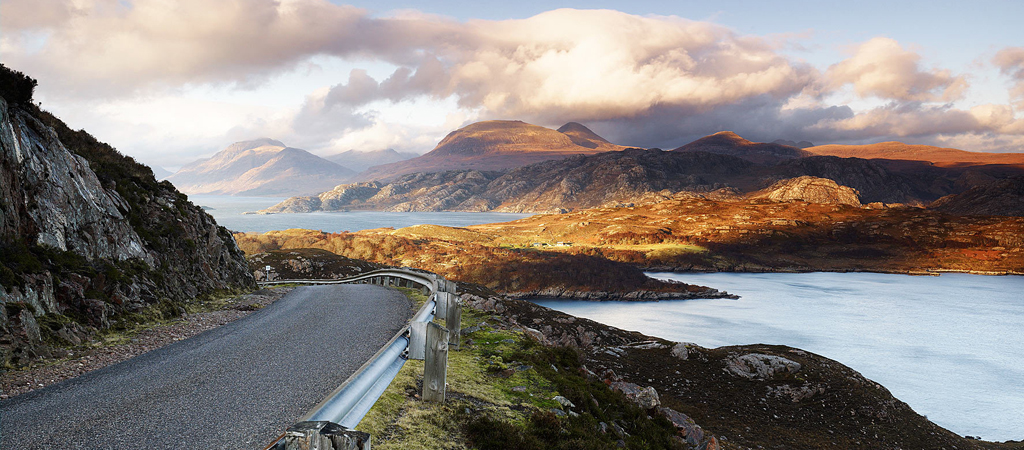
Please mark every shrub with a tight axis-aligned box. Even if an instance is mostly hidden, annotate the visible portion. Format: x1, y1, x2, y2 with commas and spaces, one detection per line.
0, 63, 38, 105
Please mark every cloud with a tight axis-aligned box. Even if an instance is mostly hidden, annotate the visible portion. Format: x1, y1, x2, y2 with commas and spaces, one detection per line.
994, 47, 1024, 108
3, 1, 1020, 156
824, 38, 967, 102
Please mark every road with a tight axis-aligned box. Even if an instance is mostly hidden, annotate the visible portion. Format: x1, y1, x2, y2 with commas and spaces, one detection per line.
1, 284, 412, 449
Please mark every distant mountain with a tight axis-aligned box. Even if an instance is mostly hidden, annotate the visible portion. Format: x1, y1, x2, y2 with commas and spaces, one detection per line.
772, 139, 815, 148
326, 148, 418, 173
356, 120, 627, 181
804, 141, 1024, 168
166, 139, 356, 196
673, 131, 812, 164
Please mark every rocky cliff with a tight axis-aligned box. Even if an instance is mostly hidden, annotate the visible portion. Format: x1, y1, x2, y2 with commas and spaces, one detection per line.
0, 77, 255, 367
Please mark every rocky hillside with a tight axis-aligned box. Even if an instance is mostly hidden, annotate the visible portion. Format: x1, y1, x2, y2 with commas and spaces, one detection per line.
261, 147, 966, 214
356, 120, 627, 181
166, 139, 356, 196
930, 176, 1024, 216
0, 66, 254, 367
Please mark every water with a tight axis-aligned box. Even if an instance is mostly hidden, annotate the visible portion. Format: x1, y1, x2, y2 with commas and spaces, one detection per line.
189, 195, 531, 233
533, 272, 1024, 441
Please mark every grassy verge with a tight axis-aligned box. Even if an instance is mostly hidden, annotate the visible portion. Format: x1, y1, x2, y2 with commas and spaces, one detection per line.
357, 290, 685, 449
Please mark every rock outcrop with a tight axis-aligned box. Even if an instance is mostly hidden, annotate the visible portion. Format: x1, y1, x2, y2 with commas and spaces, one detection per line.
754, 176, 862, 206
0, 84, 255, 367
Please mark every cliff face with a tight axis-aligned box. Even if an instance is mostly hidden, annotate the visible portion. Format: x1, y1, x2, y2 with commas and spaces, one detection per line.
0, 96, 255, 367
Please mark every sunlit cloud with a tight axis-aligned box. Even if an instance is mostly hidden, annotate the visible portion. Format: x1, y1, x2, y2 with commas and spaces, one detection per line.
2, 0, 1022, 163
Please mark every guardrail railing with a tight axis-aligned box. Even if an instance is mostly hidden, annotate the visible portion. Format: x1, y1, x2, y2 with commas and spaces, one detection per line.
263, 268, 461, 450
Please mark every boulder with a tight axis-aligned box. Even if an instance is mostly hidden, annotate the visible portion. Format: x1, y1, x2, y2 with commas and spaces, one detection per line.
724, 353, 801, 380
610, 381, 660, 409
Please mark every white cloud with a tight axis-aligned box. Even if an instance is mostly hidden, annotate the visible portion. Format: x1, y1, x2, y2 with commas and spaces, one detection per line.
825, 37, 967, 102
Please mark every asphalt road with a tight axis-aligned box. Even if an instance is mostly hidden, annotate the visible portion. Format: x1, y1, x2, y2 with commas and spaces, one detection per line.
1, 285, 412, 449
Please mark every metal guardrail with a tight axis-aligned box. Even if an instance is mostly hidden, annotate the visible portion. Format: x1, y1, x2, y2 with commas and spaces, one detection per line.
265, 268, 457, 450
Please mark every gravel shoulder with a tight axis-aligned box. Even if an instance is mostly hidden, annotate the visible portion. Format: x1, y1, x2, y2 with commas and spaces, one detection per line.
1, 287, 293, 399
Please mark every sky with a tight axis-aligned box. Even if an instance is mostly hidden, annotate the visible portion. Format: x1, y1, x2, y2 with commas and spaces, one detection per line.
2, 0, 1024, 170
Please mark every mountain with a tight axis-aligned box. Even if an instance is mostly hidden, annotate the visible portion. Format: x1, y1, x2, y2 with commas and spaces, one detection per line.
326, 148, 418, 173
930, 176, 1024, 216
356, 120, 627, 181
166, 139, 356, 196
804, 141, 1024, 168
673, 131, 812, 164
0, 66, 254, 368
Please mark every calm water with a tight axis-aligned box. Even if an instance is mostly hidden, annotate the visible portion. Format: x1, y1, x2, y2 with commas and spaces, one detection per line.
533, 272, 1024, 441
189, 195, 530, 233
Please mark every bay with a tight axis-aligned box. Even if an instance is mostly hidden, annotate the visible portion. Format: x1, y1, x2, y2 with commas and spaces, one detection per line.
532, 271, 1024, 442
189, 195, 531, 233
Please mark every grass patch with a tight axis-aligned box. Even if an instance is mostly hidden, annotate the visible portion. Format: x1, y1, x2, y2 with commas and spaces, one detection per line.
357, 291, 684, 450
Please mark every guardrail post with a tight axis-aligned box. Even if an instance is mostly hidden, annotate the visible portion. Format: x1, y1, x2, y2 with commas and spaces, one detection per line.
423, 322, 449, 402
277, 421, 370, 450
435, 292, 447, 318
445, 295, 461, 350
409, 321, 427, 360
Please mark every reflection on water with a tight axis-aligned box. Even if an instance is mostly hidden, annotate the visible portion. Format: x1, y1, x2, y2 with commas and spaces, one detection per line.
532, 271, 1024, 441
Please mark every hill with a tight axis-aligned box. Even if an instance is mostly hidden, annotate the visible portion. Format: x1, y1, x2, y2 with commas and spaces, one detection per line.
805, 141, 1024, 168
356, 120, 627, 181
166, 139, 356, 196
673, 131, 812, 164
0, 64, 254, 368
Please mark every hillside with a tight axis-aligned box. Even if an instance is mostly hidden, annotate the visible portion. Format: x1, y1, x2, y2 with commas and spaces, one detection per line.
166, 139, 356, 196
930, 176, 1024, 216
805, 141, 1024, 168
0, 65, 255, 368
356, 120, 627, 181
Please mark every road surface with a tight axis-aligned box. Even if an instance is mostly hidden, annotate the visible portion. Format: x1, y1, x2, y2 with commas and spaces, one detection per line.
1, 284, 411, 449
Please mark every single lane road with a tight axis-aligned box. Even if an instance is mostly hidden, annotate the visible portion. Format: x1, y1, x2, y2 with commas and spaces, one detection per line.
1, 284, 411, 449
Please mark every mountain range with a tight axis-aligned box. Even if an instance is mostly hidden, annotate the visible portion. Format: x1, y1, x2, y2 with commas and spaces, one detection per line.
261, 126, 1024, 215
